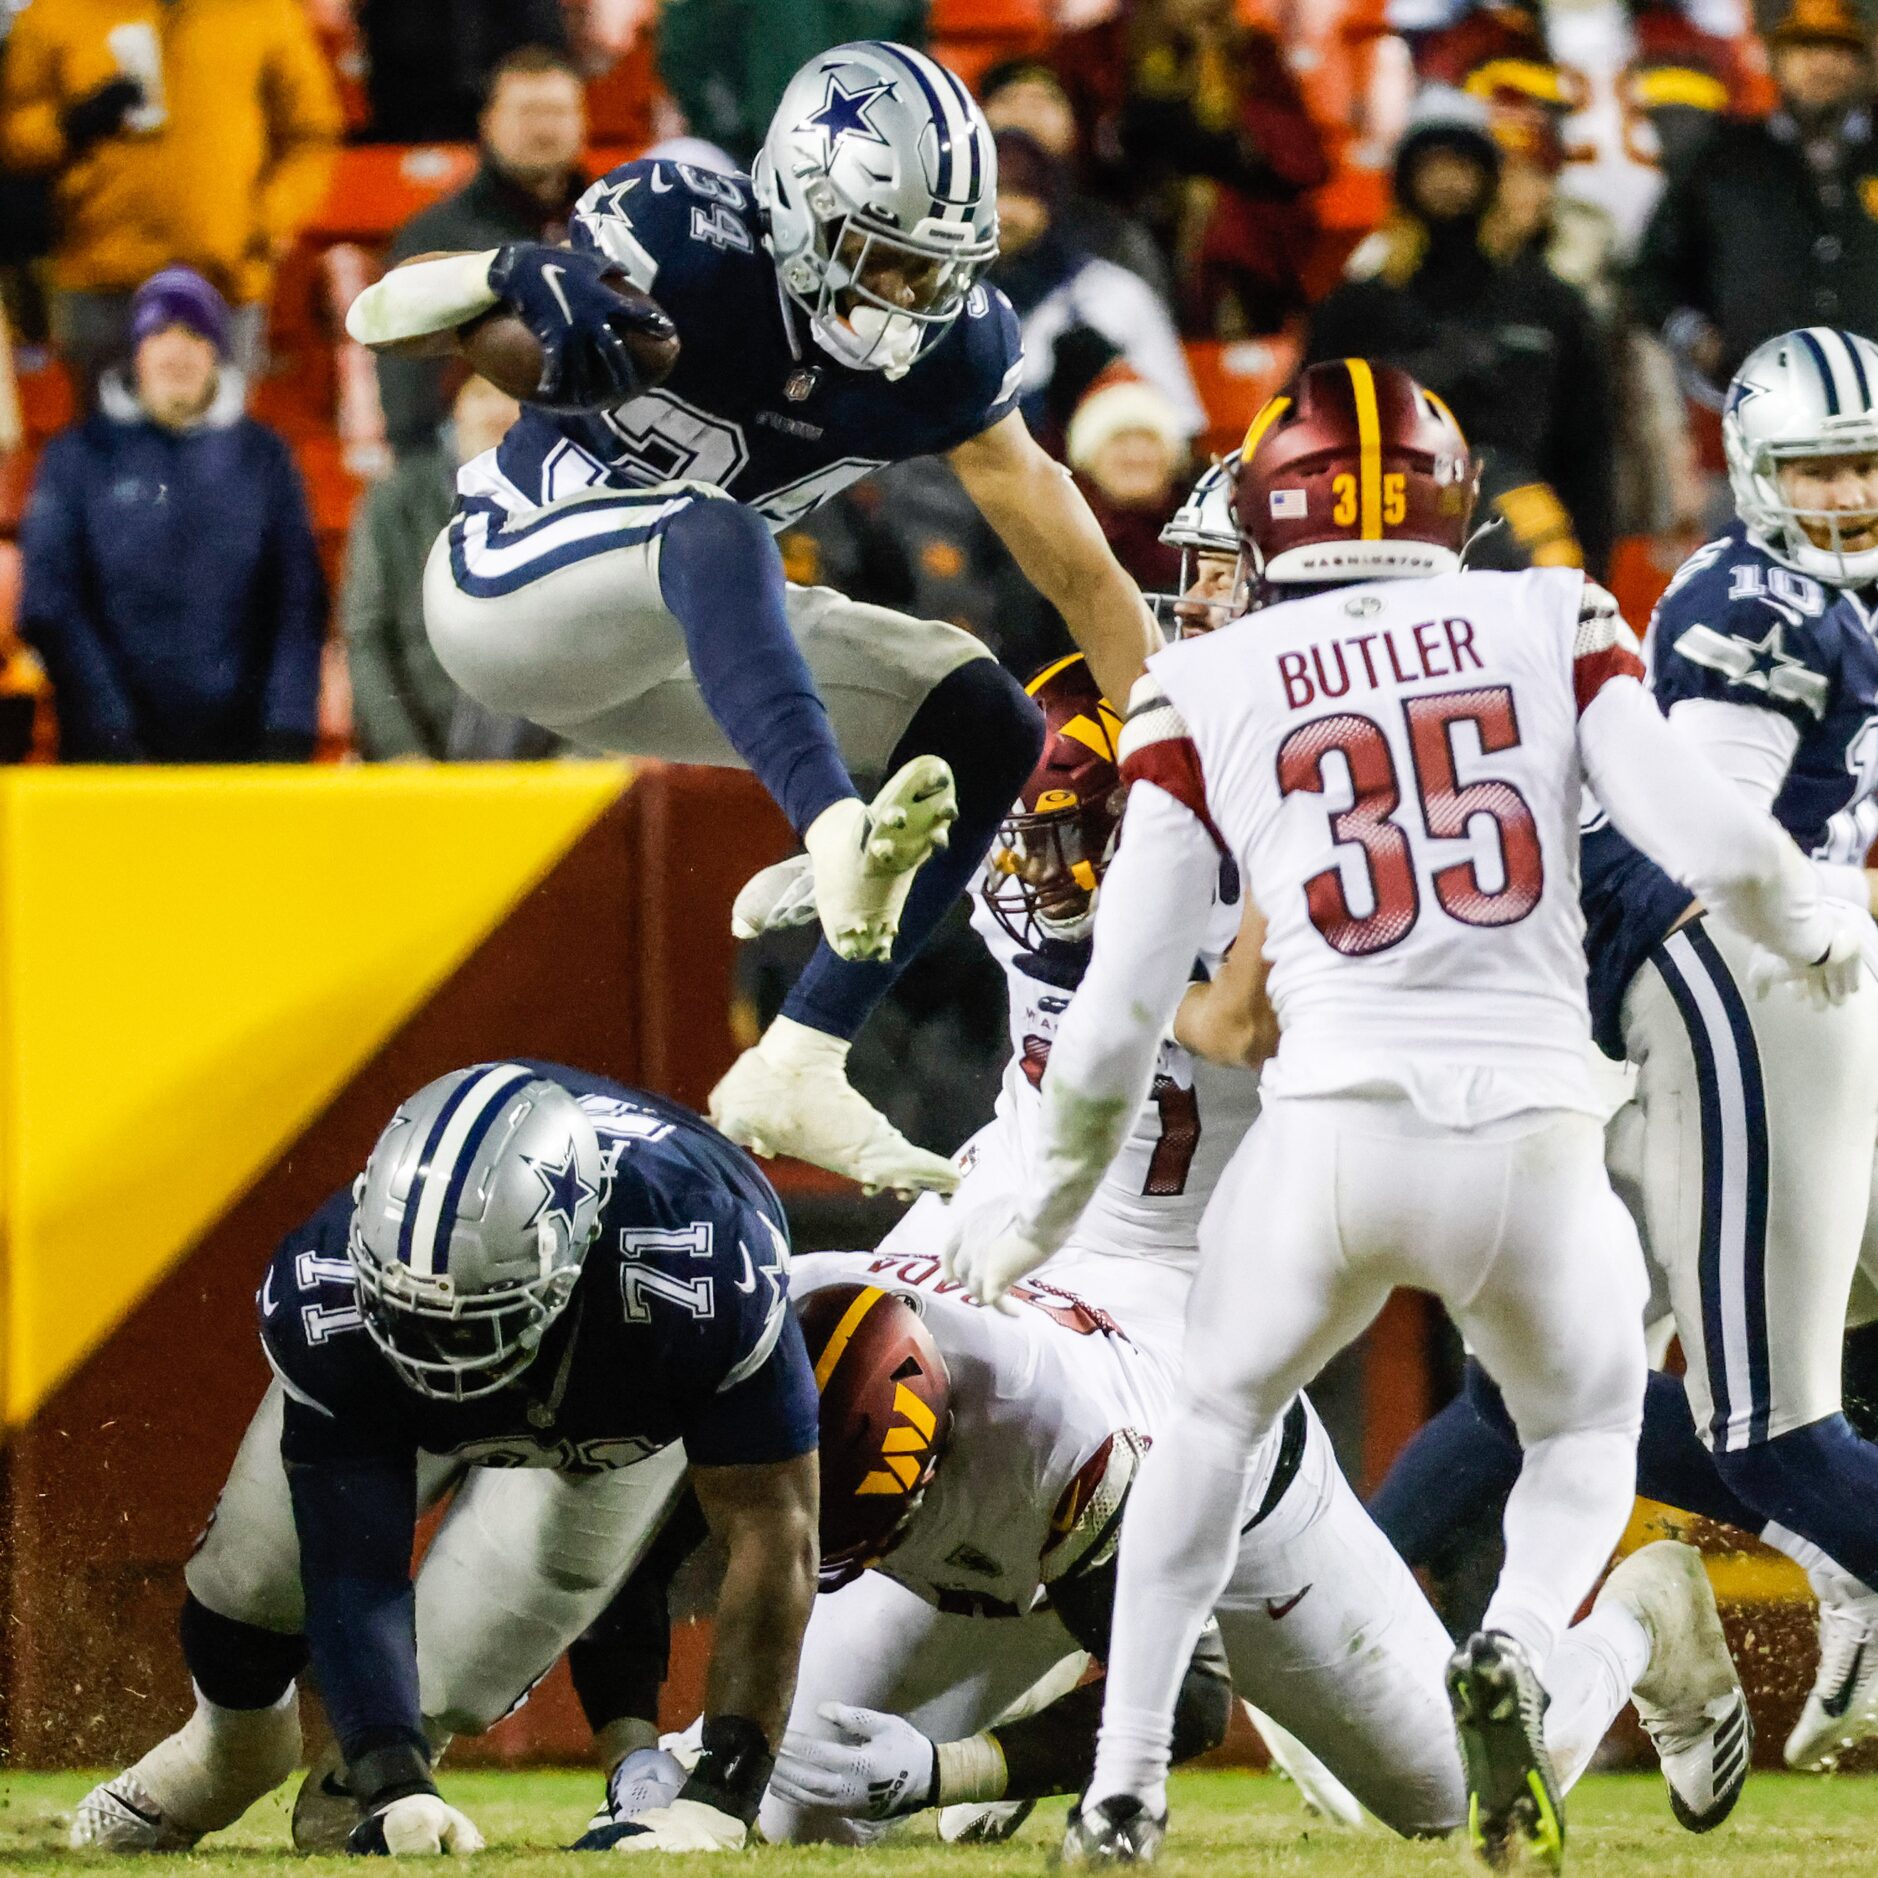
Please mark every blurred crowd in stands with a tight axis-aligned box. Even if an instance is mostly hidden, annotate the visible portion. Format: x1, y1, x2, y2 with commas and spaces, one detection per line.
0, 0, 1874, 773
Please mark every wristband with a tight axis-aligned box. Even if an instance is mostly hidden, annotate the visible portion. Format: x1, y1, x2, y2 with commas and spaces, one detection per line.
677, 1714, 774, 1825
935, 1732, 1009, 1805
348, 1740, 436, 1815
346, 251, 502, 347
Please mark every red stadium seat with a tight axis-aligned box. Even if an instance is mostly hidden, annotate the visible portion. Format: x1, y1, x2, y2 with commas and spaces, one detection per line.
1184, 334, 1303, 463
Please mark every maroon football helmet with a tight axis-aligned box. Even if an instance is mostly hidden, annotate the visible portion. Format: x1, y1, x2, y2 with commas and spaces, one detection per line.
1232, 359, 1479, 591
984, 654, 1126, 951
798, 1283, 952, 1590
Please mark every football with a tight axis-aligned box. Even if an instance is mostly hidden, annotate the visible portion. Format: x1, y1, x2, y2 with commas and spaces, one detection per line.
457, 278, 680, 407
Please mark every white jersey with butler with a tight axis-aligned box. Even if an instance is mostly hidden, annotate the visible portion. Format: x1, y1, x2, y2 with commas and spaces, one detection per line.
1133, 568, 1631, 1125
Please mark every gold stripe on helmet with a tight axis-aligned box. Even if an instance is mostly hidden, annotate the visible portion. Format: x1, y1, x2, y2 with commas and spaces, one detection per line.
813, 1285, 889, 1391
1025, 653, 1086, 697
1240, 394, 1292, 464
1421, 386, 1467, 445
1057, 706, 1122, 759
1346, 358, 1383, 539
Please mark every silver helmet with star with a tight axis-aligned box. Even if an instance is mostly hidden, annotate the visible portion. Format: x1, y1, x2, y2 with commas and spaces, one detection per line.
752, 40, 998, 378
348, 1063, 607, 1402
1724, 326, 1878, 587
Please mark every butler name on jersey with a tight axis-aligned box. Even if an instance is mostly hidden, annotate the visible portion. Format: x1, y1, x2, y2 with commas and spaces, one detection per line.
459, 155, 1023, 527
263, 1067, 813, 1476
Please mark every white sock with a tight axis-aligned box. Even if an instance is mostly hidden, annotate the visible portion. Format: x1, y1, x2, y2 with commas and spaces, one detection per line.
1541, 1606, 1649, 1790
138, 1682, 300, 1833
1087, 1402, 1268, 1816
1484, 1427, 1637, 1669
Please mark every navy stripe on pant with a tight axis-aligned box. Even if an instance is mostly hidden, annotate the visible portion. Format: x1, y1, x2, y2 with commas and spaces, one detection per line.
1651, 919, 1773, 1450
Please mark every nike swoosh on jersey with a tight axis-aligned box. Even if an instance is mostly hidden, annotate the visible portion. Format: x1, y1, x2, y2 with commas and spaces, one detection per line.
1264, 1587, 1312, 1620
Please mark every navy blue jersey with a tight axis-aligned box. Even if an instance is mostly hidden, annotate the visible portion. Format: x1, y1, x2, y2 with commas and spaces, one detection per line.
471, 159, 1024, 528
1648, 527, 1878, 860
262, 1068, 817, 1473
259, 1068, 817, 1771
1580, 529, 1878, 1054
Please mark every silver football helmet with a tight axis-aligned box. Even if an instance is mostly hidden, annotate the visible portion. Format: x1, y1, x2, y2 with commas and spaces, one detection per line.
348, 1064, 608, 1401
1724, 327, 1878, 586
752, 41, 998, 379
1155, 455, 1245, 636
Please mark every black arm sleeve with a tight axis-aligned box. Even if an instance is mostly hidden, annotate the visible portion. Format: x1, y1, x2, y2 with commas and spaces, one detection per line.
285, 1439, 431, 1807
567, 1489, 711, 1735
983, 1561, 1232, 1801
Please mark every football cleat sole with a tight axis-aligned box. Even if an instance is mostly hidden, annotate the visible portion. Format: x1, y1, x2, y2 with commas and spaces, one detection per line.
291, 1741, 361, 1854
807, 757, 958, 963
1447, 1631, 1564, 1872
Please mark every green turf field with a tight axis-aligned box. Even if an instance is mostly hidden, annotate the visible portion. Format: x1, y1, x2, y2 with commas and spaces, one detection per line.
0, 1769, 1874, 1876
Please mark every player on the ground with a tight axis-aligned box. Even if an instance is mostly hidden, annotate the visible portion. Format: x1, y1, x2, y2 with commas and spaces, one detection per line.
73, 1064, 818, 1858
344, 42, 1160, 1198
945, 360, 1865, 1868
718, 649, 1748, 1849
1367, 327, 1878, 1775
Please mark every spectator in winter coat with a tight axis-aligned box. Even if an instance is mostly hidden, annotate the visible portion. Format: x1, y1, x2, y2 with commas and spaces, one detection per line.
0, 0, 340, 394
977, 57, 1172, 304
1055, 0, 1330, 337
1064, 368, 1187, 598
989, 130, 1204, 446
344, 372, 514, 760
19, 269, 325, 762
1307, 93, 1615, 574
377, 45, 589, 456
355, 0, 571, 143
1632, 0, 1878, 396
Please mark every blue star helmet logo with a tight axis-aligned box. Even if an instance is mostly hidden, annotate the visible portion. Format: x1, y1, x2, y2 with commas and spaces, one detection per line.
523, 1142, 601, 1247
807, 69, 896, 154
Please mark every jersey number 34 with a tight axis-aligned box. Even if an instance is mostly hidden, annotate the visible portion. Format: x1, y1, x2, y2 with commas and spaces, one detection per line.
1277, 684, 1545, 956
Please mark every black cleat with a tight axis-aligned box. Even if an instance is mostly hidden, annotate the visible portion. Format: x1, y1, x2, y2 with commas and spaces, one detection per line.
1447, 1630, 1565, 1872
1059, 1793, 1167, 1867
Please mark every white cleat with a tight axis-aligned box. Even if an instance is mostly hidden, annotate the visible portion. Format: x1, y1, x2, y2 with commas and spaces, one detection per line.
71, 1773, 202, 1853
1785, 1560, 1878, 1771
709, 1015, 959, 1196
804, 756, 957, 963
1245, 1703, 1368, 1827
731, 852, 819, 941
1598, 1540, 1751, 1831
937, 1799, 1036, 1843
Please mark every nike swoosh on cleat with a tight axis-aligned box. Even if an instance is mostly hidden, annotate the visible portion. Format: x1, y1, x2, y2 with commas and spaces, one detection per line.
103, 1790, 163, 1828
1822, 1643, 1866, 1719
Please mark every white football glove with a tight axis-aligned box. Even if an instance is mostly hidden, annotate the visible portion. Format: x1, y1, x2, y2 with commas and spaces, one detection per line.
1748, 904, 1871, 1009
770, 1704, 937, 1821
346, 1793, 484, 1856
603, 1797, 747, 1853
575, 1748, 690, 1848
939, 1212, 1050, 1311
730, 853, 819, 941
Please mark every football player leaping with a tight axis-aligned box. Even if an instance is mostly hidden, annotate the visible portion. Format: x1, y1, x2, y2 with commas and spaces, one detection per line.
947, 360, 1867, 1869
344, 41, 1160, 1198
74, 1064, 819, 1858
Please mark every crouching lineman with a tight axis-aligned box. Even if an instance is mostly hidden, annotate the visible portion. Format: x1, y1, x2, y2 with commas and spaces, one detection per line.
948, 361, 1867, 1868
74, 1063, 819, 1857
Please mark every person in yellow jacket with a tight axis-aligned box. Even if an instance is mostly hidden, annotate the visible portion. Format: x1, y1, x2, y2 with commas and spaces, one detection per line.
0, 0, 340, 394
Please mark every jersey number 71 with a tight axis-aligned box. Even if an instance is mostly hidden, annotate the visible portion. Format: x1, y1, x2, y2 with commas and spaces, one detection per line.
1276, 685, 1545, 956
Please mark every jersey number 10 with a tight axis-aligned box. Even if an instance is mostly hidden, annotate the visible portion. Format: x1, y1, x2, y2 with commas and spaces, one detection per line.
1277, 685, 1545, 956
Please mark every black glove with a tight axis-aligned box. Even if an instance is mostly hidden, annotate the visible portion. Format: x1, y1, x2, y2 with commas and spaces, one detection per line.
60, 78, 144, 154
486, 242, 675, 413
